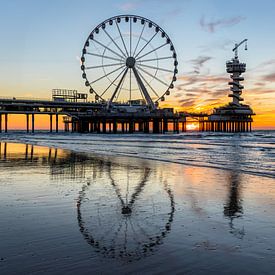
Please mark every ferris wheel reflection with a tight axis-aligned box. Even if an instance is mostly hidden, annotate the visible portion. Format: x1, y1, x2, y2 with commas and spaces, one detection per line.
76, 160, 175, 262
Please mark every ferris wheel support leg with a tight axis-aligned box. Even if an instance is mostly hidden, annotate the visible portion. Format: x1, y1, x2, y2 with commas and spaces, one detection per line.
132, 67, 156, 111
108, 68, 128, 109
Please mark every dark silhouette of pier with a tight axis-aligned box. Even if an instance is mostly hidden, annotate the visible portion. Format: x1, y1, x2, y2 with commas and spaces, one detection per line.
0, 93, 188, 134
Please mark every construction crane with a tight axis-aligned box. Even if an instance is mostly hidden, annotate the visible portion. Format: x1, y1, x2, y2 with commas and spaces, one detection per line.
232, 39, 248, 59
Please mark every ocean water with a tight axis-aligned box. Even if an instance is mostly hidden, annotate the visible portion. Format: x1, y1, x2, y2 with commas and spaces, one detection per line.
1, 130, 274, 179
0, 131, 275, 274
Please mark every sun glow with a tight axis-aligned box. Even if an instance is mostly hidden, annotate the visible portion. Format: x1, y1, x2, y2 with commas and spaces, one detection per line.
186, 123, 199, 131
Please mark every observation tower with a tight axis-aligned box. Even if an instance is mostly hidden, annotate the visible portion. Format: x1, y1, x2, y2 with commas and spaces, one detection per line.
204, 39, 255, 132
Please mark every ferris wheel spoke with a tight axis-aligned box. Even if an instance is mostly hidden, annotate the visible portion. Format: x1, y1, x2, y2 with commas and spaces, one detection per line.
109, 67, 129, 103
137, 70, 160, 98
90, 64, 125, 84
135, 32, 158, 59
133, 24, 146, 57
85, 62, 124, 70
138, 63, 174, 73
136, 65, 169, 87
93, 38, 125, 60
100, 67, 126, 97
136, 43, 168, 61
115, 20, 129, 57
130, 17, 132, 56
130, 68, 132, 102
86, 52, 123, 62
138, 56, 173, 63
103, 29, 127, 58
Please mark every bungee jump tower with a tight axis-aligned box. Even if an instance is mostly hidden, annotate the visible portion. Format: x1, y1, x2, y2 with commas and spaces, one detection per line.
201, 39, 255, 132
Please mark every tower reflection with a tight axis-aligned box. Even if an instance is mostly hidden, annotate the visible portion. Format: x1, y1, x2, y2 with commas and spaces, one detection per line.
223, 141, 245, 239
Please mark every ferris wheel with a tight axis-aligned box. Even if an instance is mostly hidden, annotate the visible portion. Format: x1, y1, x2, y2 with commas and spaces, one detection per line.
81, 15, 178, 109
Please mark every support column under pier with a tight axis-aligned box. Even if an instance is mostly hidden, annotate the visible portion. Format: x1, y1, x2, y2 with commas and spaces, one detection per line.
31, 114, 34, 133
26, 114, 29, 133
113, 120, 117, 134
144, 120, 149, 133
4, 114, 8, 133
129, 119, 134, 134
138, 122, 143, 132
50, 114, 53, 133
102, 120, 106, 133
56, 114, 59, 133
153, 119, 160, 134
163, 119, 168, 133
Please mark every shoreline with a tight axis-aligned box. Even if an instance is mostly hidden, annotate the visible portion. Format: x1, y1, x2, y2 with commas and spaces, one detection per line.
1, 131, 275, 179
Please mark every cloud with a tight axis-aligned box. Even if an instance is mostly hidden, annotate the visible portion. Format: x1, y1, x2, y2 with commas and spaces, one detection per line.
200, 15, 245, 33
199, 39, 234, 52
247, 88, 275, 95
262, 72, 275, 82
118, 1, 139, 11
179, 99, 197, 107
254, 82, 265, 86
190, 56, 212, 73
118, 0, 183, 12
177, 74, 229, 88
167, 8, 183, 17
261, 59, 275, 67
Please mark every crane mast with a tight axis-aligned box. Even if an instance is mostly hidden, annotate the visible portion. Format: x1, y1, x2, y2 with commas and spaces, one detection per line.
232, 39, 248, 59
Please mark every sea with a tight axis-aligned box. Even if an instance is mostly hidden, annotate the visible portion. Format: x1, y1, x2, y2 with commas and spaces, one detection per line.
1, 130, 274, 178
0, 130, 275, 274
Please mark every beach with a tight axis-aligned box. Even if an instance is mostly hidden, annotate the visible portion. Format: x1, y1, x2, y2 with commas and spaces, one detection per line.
0, 132, 275, 274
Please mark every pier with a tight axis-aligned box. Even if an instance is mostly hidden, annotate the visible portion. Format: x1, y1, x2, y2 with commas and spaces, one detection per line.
0, 92, 187, 134
0, 91, 253, 133
0, 17, 254, 134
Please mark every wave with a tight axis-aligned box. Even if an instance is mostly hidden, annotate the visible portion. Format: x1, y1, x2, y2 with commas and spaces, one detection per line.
1, 130, 275, 179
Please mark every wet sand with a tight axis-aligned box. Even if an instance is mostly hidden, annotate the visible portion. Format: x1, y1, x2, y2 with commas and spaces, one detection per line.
0, 142, 275, 274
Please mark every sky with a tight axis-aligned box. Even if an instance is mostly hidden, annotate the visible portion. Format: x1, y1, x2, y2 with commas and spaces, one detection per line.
0, 0, 275, 129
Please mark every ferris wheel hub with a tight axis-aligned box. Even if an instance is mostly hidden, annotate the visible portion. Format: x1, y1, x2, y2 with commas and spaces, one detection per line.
121, 205, 132, 215
126, 56, 136, 68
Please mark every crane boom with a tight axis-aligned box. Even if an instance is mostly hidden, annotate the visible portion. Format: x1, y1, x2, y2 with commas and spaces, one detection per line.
232, 39, 248, 59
